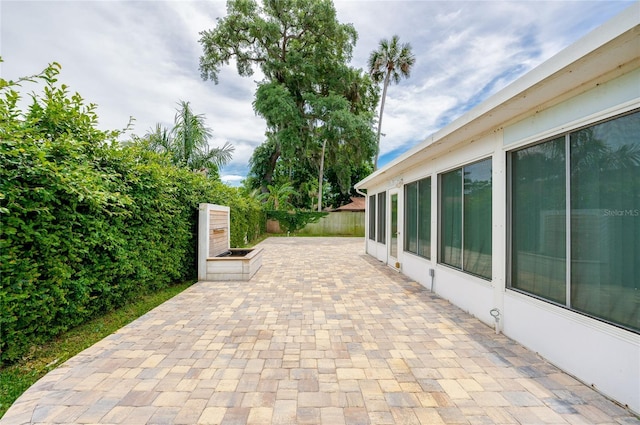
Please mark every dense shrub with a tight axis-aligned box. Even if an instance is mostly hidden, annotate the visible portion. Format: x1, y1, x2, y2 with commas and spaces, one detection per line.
0, 63, 264, 365
266, 210, 328, 233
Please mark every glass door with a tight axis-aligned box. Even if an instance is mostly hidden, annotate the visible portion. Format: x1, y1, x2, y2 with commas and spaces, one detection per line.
389, 191, 399, 265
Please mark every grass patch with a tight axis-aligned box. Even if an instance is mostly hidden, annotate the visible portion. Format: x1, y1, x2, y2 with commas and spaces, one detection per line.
0, 280, 194, 419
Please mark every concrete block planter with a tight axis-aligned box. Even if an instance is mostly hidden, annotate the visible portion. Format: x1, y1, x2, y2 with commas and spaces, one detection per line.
204, 247, 264, 281
198, 203, 263, 281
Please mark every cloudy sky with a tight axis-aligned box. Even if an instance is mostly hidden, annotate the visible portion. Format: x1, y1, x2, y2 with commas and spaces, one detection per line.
1, 1, 634, 185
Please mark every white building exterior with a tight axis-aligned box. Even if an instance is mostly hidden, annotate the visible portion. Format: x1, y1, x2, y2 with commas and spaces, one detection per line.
356, 5, 640, 414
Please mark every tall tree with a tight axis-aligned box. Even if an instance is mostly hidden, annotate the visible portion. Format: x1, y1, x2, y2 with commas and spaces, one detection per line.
145, 101, 234, 178
250, 69, 377, 210
199, 0, 377, 209
368, 35, 416, 170
305, 79, 377, 210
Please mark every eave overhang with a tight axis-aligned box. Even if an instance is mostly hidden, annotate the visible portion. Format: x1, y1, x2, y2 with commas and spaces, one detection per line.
356, 3, 640, 191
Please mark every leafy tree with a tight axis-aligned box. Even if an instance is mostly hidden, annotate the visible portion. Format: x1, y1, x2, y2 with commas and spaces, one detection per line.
199, 0, 356, 84
325, 160, 373, 207
244, 68, 378, 211
199, 0, 377, 208
246, 133, 282, 192
256, 182, 297, 211
144, 101, 234, 178
368, 35, 416, 169
306, 88, 376, 210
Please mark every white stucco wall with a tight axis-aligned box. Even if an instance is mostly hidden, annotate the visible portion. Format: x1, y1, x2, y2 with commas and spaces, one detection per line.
499, 72, 640, 413
363, 67, 640, 412
504, 291, 640, 414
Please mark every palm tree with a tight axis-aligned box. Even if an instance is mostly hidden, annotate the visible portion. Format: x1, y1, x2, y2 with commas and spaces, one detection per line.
256, 183, 298, 211
145, 123, 172, 153
144, 101, 234, 177
368, 35, 415, 170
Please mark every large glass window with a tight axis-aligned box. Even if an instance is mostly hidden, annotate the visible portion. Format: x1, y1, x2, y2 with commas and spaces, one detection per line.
439, 159, 492, 279
441, 170, 463, 268
404, 177, 431, 259
463, 160, 493, 278
570, 112, 639, 331
368, 195, 376, 241
405, 182, 418, 253
377, 191, 386, 244
511, 137, 566, 304
510, 110, 639, 332
418, 179, 431, 258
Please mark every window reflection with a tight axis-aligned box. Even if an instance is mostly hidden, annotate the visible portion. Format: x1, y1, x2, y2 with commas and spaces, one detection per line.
510, 110, 639, 332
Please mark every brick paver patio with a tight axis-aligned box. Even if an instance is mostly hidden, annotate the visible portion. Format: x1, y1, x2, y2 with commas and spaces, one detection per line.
2, 237, 638, 424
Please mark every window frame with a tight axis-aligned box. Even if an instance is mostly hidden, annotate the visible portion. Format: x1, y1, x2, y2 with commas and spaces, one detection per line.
368, 194, 376, 242
376, 191, 386, 244
506, 109, 640, 333
438, 157, 493, 280
403, 177, 431, 260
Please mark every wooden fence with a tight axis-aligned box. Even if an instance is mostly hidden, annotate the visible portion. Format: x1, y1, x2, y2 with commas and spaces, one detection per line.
267, 211, 365, 236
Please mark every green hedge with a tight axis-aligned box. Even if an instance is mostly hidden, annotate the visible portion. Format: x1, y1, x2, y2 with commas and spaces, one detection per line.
0, 63, 264, 365
266, 210, 328, 233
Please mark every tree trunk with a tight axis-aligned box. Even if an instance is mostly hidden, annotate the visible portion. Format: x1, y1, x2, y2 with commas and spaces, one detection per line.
318, 138, 327, 212
374, 71, 391, 170
261, 142, 281, 194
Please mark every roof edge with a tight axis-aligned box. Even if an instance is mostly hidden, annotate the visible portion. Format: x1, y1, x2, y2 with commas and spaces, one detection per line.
356, 2, 640, 190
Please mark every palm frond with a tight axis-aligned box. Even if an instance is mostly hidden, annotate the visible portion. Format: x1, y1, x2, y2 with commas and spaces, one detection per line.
202, 141, 235, 168
144, 123, 172, 154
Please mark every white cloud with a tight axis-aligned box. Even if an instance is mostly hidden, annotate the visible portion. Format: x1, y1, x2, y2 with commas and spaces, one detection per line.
220, 174, 245, 187
334, 0, 634, 162
2, 0, 634, 175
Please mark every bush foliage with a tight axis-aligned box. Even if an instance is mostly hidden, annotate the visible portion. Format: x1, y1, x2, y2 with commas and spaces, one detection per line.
0, 62, 264, 365
266, 210, 328, 233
